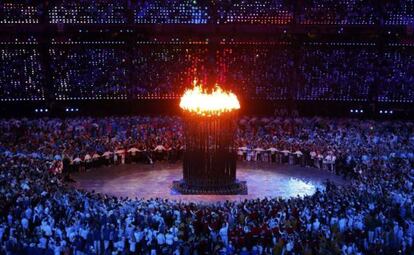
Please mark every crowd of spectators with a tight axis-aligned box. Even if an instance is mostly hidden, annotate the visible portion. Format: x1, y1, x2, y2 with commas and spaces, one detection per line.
1, 0, 414, 25
0, 47, 45, 101
216, 0, 294, 25
0, 1, 41, 24
129, 46, 208, 99
49, 0, 127, 24
297, 0, 378, 25
382, 0, 414, 25
219, 46, 293, 100
377, 49, 414, 102
0, 115, 413, 254
0, 41, 414, 102
133, 0, 210, 24
2, 43, 413, 102
297, 47, 378, 101
49, 47, 129, 100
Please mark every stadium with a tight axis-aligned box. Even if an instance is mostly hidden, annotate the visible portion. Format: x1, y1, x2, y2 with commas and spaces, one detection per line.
0, 1, 413, 254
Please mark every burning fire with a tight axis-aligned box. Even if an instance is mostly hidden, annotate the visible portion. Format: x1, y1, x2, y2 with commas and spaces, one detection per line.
180, 81, 240, 116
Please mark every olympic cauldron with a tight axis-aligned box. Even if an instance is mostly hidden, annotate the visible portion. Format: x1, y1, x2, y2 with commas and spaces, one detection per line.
172, 82, 247, 195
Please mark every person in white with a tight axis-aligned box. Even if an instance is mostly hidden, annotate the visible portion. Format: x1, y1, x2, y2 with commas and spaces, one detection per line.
103, 151, 112, 165
116, 148, 125, 164
324, 153, 336, 172
73, 156, 82, 172
128, 147, 140, 163
84, 153, 92, 170
92, 152, 100, 168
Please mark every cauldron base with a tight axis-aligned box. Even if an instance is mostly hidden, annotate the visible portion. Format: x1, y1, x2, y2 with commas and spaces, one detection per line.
172, 180, 248, 195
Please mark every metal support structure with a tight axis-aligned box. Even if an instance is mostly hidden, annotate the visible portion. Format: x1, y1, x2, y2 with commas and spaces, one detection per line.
173, 111, 247, 194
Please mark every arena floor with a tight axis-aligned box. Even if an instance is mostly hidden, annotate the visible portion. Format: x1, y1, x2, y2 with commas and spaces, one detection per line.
72, 162, 347, 202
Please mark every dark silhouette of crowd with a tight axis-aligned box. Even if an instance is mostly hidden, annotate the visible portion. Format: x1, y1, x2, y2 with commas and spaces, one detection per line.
0, 115, 413, 254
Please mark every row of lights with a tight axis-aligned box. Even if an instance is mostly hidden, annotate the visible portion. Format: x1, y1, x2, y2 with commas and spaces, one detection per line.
35, 108, 48, 113
36, 108, 83, 113
57, 96, 127, 100
377, 99, 413, 103
298, 98, 368, 102
221, 41, 291, 45
78, 29, 133, 33
41, 107, 398, 113
350, 109, 364, 113
379, 110, 394, 114
0, 39, 37, 45
137, 40, 208, 45
306, 42, 376, 46
0, 39, 410, 47
51, 41, 124, 45
1, 98, 44, 102
388, 43, 414, 47
350, 109, 395, 115
65, 108, 80, 112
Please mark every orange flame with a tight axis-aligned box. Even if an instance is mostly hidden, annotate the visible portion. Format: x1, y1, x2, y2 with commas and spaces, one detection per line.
180, 81, 240, 116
